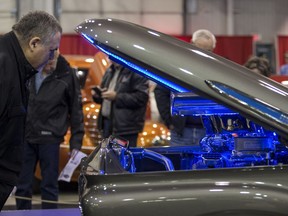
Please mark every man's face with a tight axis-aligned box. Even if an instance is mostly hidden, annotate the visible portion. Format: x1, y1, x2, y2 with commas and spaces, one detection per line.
250, 68, 262, 75
42, 49, 60, 74
28, 31, 61, 71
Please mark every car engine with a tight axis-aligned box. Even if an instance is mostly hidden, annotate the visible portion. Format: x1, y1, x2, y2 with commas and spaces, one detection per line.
83, 93, 288, 174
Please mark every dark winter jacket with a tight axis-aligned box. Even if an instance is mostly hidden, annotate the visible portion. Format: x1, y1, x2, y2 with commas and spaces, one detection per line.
0, 32, 37, 185
25, 55, 84, 150
93, 64, 149, 136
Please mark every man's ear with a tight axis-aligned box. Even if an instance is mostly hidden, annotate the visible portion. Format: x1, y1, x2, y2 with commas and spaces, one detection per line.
29, 37, 41, 50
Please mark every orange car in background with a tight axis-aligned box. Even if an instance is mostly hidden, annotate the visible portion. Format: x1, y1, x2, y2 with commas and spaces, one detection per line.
36, 52, 170, 182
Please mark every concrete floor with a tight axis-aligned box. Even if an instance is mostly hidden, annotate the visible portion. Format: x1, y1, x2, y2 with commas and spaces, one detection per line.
1, 208, 81, 216
2, 182, 79, 211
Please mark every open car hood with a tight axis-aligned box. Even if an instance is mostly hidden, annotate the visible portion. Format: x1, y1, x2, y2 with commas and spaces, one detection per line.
75, 18, 288, 139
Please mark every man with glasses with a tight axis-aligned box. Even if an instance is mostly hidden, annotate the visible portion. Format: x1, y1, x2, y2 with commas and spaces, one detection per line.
0, 11, 62, 211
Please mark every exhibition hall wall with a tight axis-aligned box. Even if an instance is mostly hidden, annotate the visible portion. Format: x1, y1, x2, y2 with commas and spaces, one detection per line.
1, 0, 288, 71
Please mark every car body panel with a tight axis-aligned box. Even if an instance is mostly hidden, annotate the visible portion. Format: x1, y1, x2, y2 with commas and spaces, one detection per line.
78, 138, 288, 216
80, 165, 288, 216
75, 19, 288, 216
75, 19, 288, 139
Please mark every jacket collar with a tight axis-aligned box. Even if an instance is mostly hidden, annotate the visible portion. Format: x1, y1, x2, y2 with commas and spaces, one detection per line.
8, 31, 38, 81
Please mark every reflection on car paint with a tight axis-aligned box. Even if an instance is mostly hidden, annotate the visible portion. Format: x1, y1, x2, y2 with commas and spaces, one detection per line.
75, 18, 288, 216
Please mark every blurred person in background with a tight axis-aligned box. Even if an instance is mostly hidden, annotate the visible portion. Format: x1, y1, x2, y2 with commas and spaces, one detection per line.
15, 50, 84, 209
154, 29, 216, 146
279, 51, 288, 75
0, 11, 62, 211
92, 62, 149, 147
191, 29, 217, 52
244, 56, 272, 77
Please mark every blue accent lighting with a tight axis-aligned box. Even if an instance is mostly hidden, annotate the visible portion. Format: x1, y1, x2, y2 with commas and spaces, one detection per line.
81, 33, 94, 44
80, 33, 189, 93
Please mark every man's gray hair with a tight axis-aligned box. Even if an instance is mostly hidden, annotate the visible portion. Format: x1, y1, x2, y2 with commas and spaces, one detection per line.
12, 10, 62, 46
191, 29, 216, 49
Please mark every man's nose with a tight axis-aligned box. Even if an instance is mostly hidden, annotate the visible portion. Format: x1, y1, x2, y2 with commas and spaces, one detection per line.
49, 48, 58, 60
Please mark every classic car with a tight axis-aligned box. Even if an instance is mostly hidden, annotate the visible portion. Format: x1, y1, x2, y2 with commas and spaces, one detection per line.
75, 18, 288, 216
